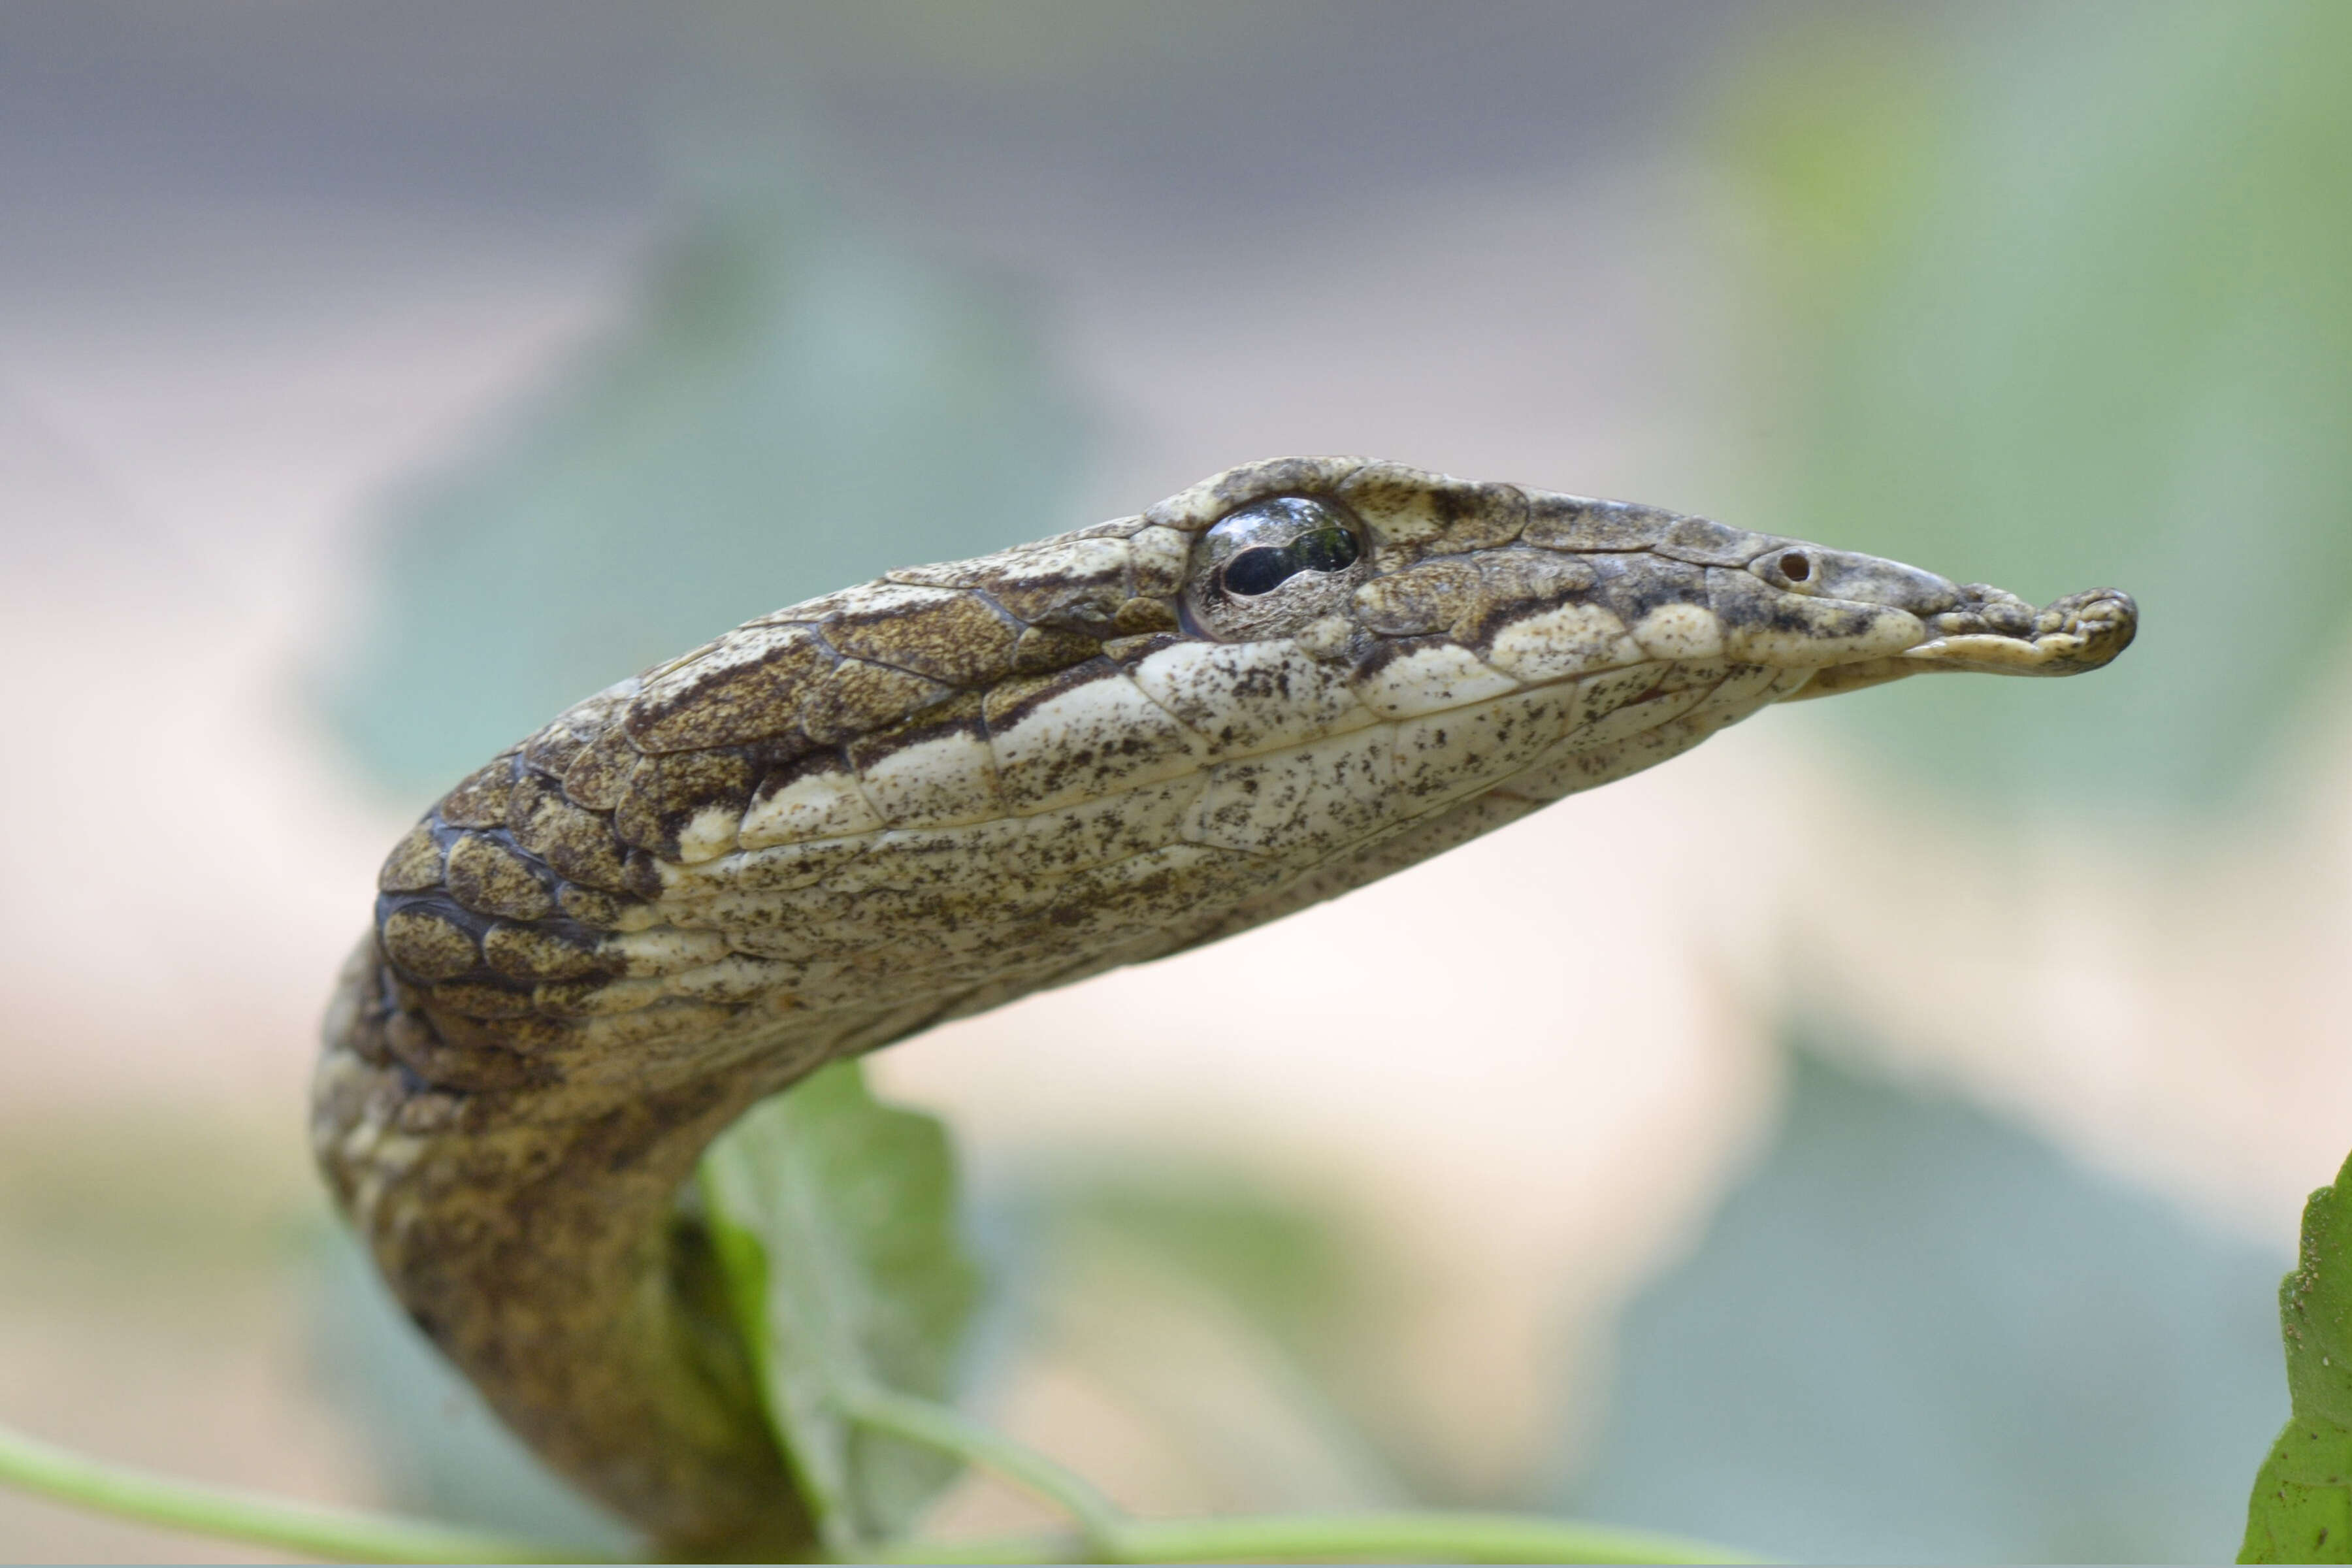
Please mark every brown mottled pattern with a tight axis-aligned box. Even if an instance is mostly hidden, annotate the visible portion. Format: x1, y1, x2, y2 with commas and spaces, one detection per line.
313, 456, 2136, 1556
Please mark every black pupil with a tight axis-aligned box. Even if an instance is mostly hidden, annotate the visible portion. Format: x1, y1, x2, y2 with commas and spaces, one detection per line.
1222, 547, 1294, 596
1220, 526, 1361, 597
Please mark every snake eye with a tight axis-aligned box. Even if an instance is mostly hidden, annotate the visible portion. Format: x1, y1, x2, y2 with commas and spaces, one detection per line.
1218, 527, 1362, 598
1186, 495, 1369, 638
1780, 551, 1812, 583
1198, 498, 1365, 598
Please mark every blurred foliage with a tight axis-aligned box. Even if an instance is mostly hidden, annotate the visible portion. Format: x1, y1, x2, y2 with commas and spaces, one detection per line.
2242, 1148, 2352, 1563
295, 8, 2352, 1556
1557, 8, 2352, 1552
325, 186, 1090, 802
1035, 1171, 1379, 1392
0, 1119, 306, 1287
1001, 1166, 1422, 1505
1723, 0, 2352, 814
702, 1, 1272, 82
1565, 1044, 2285, 1563
702, 1062, 982, 1545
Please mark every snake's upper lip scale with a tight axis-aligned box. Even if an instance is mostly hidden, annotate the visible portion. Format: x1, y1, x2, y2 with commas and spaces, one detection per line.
1897, 586, 2139, 676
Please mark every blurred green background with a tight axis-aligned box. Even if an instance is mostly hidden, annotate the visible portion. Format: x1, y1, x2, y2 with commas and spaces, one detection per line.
3, 3, 2347, 1561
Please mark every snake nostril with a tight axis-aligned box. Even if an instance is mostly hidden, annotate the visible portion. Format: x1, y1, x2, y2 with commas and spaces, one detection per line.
1779, 551, 1812, 583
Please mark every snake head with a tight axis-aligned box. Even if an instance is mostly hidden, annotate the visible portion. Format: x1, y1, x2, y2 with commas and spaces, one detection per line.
1155, 456, 2136, 710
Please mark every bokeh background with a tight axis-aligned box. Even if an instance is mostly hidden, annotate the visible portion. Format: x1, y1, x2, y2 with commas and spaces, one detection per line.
3, 3, 2348, 1561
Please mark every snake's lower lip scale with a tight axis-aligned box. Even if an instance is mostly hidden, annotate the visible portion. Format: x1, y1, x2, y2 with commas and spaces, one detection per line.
315, 454, 2141, 1556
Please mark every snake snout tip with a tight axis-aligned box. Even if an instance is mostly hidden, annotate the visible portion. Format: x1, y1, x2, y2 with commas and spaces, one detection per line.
1897, 585, 2138, 676
2042, 586, 2138, 666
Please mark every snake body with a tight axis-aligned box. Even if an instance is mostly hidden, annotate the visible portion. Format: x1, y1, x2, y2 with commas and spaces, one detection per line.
313, 456, 2136, 1554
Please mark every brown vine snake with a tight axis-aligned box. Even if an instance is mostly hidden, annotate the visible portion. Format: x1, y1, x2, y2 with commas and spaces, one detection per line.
314, 455, 2136, 1556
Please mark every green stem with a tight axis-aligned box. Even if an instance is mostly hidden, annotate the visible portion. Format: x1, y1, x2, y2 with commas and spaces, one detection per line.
0, 1416, 617, 1564
838, 1384, 1128, 1554
836, 1388, 1755, 1565
867, 1511, 1763, 1564
1119, 1511, 1763, 1563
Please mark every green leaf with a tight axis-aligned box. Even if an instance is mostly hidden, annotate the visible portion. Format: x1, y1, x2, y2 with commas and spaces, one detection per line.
1575, 1042, 2283, 1563
698, 1060, 983, 1551
2242, 1149, 2352, 1562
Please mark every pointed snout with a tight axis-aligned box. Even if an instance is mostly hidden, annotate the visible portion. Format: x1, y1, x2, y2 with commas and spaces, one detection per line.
1899, 585, 2138, 675
1734, 536, 2138, 698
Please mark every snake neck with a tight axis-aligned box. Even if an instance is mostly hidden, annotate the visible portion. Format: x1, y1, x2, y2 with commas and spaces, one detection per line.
315, 941, 825, 1556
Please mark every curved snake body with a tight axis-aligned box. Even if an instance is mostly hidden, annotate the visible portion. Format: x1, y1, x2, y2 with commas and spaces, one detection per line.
313, 456, 2136, 1554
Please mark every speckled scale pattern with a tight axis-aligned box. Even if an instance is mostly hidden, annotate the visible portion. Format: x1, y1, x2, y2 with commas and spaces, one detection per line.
314, 454, 2136, 1557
